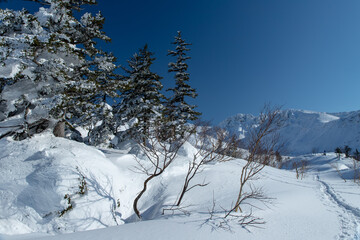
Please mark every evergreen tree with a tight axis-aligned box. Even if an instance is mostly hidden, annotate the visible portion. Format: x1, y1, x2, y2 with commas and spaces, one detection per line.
0, 8, 53, 121
0, 0, 120, 142
335, 147, 342, 159
165, 31, 200, 137
46, 0, 122, 142
115, 45, 164, 142
86, 52, 122, 146
355, 149, 360, 161
344, 145, 352, 158
44, 0, 112, 122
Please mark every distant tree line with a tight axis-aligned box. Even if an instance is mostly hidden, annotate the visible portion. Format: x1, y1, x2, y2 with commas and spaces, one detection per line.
335, 145, 360, 161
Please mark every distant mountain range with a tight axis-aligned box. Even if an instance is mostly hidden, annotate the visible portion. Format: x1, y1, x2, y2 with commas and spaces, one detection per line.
219, 109, 360, 155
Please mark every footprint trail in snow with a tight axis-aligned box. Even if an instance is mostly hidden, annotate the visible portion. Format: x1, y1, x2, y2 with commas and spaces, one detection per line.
316, 175, 360, 240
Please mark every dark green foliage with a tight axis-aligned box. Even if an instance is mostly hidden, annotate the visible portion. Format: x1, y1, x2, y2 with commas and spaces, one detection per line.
115, 45, 164, 142
344, 145, 352, 158
335, 147, 342, 159
354, 149, 360, 161
77, 170, 88, 195
59, 194, 73, 217
59, 167, 88, 217
164, 31, 201, 138
0, 0, 121, 145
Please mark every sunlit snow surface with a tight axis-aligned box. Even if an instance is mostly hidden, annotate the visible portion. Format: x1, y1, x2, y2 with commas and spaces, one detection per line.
1, 132, 360, 239
317, 112, 339, 123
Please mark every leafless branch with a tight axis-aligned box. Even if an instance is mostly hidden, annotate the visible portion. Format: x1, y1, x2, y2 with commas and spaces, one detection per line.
224, 104, 282, 223
132, 122, 195, 219
174, 122, 241, 207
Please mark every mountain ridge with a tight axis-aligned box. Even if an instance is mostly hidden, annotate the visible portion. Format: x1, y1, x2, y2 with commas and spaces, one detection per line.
219, 109, 360, 154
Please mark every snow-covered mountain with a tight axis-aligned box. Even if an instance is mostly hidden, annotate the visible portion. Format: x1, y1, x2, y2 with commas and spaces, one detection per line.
219, 109, 360, 155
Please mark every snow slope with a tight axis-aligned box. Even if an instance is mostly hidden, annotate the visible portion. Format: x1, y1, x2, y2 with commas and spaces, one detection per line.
1, 132, 360, 239
220, 109, 360, 154
0, 132, 125, 234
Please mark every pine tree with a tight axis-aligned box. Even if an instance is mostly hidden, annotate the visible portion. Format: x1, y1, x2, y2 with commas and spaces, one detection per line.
165, 31, 201, 137
46, 0, 123, 142
355, 149, 360, 161
44, 0, 111, 121
344, 145, 352, 158
115, 45, 164, 143
335, 147, 342, 159
0, 8, 51, 121
86, 52, 122, 146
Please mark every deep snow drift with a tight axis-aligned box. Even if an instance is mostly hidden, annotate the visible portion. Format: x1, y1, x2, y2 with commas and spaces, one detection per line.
220, 109, 360, 155
1, 131, 360, 239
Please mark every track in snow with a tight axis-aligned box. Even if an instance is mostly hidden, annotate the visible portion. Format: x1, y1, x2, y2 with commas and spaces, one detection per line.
316, 175, 360, 240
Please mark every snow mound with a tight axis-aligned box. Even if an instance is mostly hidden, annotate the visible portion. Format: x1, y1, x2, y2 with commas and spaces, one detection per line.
0, 133, 124, 235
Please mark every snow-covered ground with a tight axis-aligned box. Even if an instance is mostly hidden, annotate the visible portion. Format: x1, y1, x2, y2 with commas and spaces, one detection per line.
1, 132, 360, 239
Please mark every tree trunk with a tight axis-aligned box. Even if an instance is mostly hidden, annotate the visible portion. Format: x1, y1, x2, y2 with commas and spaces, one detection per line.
53, 120, 65, 137
133, 171, 163, 219
176, 183, 188, 207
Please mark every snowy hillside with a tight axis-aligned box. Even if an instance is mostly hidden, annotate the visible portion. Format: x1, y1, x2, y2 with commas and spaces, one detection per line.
1, 132, 360, 239
219, 109, 360, 155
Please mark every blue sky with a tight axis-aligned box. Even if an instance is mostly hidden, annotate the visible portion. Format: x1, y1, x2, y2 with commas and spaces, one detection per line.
2, 0, 360, 123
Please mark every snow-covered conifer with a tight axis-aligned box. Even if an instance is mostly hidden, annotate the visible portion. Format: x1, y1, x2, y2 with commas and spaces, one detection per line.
0, 0, 120, 142
165, 31, 201, 137
86, 52, 121, 146
0, 8, 53, 121
115, 45, 164, 142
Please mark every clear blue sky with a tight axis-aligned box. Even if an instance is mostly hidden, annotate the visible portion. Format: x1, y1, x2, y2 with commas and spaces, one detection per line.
2, 0, 360, 123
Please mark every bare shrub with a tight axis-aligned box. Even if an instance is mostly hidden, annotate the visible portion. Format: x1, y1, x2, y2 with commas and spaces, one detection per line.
173, 123, 241, 207
353, 158, 359, 183
293, 160, 307, 180
223, 105, 282, 225
132, 123, 195, 219
275, 151, 283, 168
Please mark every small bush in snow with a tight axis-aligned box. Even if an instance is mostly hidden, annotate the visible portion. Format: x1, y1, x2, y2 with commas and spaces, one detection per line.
335, 147, 342, 159
293, 160, 307, 180
59, 194, 73, 217
354, 149, 360, 161
78, 176, 87, 195
76, 167, 88, 195
344, 145, 352, 158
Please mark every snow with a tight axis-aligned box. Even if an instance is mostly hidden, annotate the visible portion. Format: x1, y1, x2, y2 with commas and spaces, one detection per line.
317, 112, 339, 123
0, 132, 124, 235
1, 131, 360, 239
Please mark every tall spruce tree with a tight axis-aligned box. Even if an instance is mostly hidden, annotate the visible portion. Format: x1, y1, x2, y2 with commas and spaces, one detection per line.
165, 31, 200, 137
115, 45, 164, 143
86, 52, 122, 146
